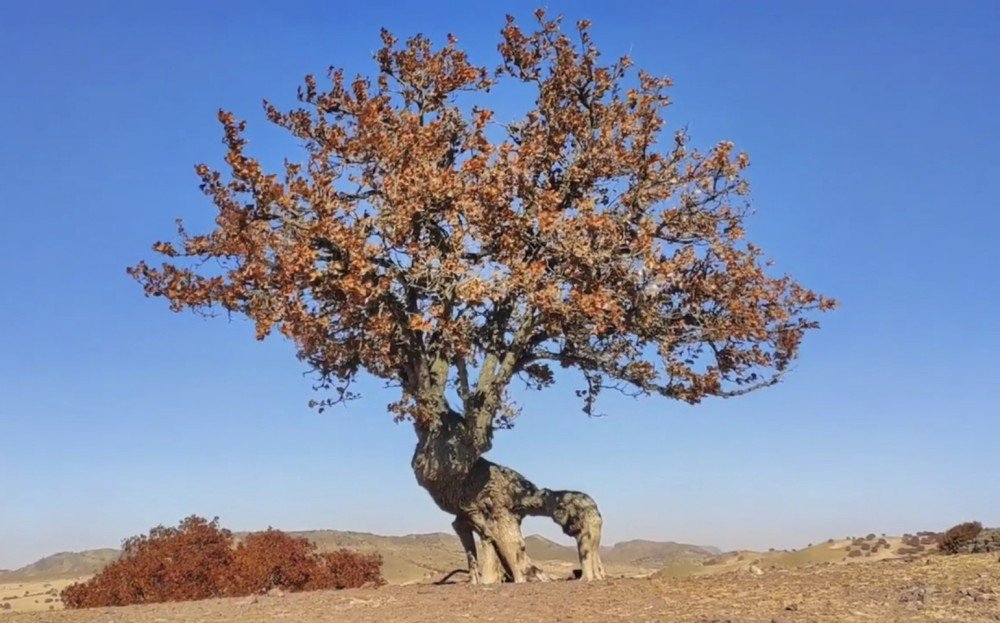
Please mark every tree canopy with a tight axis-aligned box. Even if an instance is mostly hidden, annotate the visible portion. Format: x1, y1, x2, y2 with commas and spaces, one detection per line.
130, 11, 834, 434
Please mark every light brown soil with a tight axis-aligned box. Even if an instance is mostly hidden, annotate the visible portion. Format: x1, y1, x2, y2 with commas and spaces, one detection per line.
4, 554, 999, 622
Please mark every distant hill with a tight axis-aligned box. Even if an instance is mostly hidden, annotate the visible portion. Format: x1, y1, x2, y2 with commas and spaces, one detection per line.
0, 531, 719, 585
602, 539, 719, 567
0, 549, 120, 582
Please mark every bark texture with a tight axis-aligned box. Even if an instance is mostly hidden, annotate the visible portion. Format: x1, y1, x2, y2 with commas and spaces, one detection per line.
411, 410, 604, 583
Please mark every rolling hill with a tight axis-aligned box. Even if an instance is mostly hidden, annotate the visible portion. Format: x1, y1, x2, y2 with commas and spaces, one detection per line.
0, 550, 120, 583
0, 531, 718, 585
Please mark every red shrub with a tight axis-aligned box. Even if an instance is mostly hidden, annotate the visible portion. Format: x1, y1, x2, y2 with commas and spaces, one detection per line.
62, 516, 234, 608
308, 549, 385, 590
940, 521, 982, 554
62, 516, 384, 608
229, 529, 317, 594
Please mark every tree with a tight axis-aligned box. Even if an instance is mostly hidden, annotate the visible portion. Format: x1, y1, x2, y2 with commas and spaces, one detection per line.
129, 10, 835, 584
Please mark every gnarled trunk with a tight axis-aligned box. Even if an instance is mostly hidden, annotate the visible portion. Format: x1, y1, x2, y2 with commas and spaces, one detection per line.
411, 410, 605, 583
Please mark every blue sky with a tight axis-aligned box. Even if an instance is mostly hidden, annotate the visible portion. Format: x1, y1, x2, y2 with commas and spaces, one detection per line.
1, 1, 997, 570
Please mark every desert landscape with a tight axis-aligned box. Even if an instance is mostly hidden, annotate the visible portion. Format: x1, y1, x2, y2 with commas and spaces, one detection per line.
3, 529, 999, 621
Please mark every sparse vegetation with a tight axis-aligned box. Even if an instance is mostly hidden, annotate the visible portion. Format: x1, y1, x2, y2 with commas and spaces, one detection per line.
939, 521, 983, 554
61, 516, 383, 608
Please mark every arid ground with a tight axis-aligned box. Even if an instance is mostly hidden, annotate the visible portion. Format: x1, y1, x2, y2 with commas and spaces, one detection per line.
3, 533, 998, 621
1, 554, 998, 622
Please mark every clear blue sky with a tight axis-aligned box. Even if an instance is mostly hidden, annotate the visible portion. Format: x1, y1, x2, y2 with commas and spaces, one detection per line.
1, 1, 997, 570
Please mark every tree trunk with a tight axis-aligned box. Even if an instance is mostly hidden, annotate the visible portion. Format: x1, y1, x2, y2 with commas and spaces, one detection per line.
411, 410, 605, 583
522, 489, 606, 581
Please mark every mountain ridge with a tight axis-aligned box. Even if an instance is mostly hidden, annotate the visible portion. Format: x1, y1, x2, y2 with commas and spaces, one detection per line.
0, 531, 718, 584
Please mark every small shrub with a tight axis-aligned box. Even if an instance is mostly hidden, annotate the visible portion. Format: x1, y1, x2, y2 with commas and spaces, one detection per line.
847, 549, 863, 558
940, 521, 983, 555
859, 542, 871, 551
62, 516, 384, 609
228, 530, 317, 594
309, 549, 384, 590
865, 533, 876, 540
1, 603, 11, 610
62, 516, 235, 608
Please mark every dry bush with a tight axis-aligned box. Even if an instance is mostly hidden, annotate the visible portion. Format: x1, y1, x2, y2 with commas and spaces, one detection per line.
229, 529, 383, 593
865, 533, 876, 540
62, 516, 384, 609
940, 521, 982, 554
308, 549, 384, 590
847, 549, 863, 558
228, 529, 317, 594
62, 515, 234, 608
859, 542, 871, 551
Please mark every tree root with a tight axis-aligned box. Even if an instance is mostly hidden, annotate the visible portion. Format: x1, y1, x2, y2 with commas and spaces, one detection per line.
447, 459, 606, 583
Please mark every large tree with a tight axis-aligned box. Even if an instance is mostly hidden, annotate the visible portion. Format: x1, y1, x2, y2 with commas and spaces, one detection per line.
130, 11, 834, 584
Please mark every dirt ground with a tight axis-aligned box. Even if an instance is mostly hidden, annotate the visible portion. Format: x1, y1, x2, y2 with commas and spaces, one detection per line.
0, 580, 76, 614
4, 554, 999, 623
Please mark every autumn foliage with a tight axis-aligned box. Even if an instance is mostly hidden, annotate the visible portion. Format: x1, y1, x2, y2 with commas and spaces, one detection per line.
129, 10, 834, 428
61, 516, 383, 608
939, 521, 983, 555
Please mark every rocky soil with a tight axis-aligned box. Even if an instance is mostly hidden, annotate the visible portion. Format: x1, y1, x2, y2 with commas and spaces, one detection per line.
4, 553, 999, 623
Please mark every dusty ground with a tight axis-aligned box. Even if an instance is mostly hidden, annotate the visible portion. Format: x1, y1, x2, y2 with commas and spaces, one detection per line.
0, 580, 77, 614
3, 554, 998, 622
